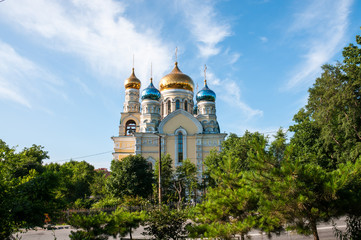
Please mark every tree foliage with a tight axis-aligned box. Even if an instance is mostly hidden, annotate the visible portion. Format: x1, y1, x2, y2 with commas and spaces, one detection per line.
143, 205, 189, 240
293, 31, 361, 167
154, 154, 177, 203
248, 136, 361, 240
0, 140, 60, 239
174, 159, 198, 204
46, 160, 96, 208
191, 133, 283, 240
108, 208, 145, 239
68, 211, 111, 240
333, 215, 361, 240
90, 169, 108, 201
204, 131, 266, 187
106, 155, 153, 199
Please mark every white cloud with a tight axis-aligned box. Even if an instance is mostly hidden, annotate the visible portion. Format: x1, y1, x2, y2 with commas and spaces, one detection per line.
260, 36, 268, 43
0, 83, 30, 108
73, 77, 93, 96
0, 41, 61, 108
205, 70, 263, 119
175, 0, 260, 119
222, 80, 263, 119
177, 0, 231, 58
285, 0, 353, 90
229, 52, 242, 65
0, 0, 172, 85
0, 0, 258, 122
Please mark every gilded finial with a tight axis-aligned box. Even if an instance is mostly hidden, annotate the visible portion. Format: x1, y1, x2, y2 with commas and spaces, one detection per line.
204, 64, 207, 86
132, 54, 134, 69
125, 64, 141, 90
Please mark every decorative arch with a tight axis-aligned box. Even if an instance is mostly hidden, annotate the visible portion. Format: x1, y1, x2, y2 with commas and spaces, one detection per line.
167, 100, 171, 114
205, 127, 213, 133
146, 156, 156, 169
174, 127, 187, 165
125, 120, 136, 135
158, 109, 203, 134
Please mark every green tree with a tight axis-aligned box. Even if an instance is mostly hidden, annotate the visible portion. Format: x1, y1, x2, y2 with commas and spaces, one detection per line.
247, 138, 361, 240
154, 154, 176, 203
299, 31, 361, 166
143, 205, 189, 240
288, 30, 361, 238
333, 215, 361, 240
90, 169, 108, 200
190, 176, 259, 240
289, 109, 332, 168
68, 207, 145, 240
0, 140, 60, 239
174, 159, 198, 204
269, 128, 287, 161
46, 160, 96, 207
91, 196, 123, 209
106, 155, 153, 199
108, 208, 145, 240
67, 211, 111, 240
204, 131, 266, 187
191, 134, 282, 240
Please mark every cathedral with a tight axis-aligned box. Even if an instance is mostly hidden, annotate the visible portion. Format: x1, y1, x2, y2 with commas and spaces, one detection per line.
111, 61, 226, 175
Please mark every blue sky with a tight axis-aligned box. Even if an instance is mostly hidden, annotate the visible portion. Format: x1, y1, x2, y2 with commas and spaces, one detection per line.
1, 0, 360, 169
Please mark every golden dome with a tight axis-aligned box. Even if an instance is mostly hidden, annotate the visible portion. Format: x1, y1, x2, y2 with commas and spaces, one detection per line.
124, 68, 141, 90
159, 62, 194, 92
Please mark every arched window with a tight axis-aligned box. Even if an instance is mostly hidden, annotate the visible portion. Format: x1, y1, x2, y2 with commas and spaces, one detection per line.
125, 120, 136, 135
167, 100, 171, 114
176, 100, 180, 110
177, 132, 183, 162
184, 100, 188, 112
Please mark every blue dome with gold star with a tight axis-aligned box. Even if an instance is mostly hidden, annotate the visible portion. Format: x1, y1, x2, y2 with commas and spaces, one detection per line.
141, 79, 161, 101
196, 80, 216, 102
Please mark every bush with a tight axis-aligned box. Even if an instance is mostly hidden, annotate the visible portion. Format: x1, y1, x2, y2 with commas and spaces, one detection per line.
67, 211, 111, 240
143, 205, 190, 240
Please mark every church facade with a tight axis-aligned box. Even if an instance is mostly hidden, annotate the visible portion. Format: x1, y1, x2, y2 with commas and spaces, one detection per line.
111, 61, 226, 176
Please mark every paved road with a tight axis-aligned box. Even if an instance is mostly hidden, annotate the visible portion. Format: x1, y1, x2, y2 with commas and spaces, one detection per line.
15, 220, 346, 240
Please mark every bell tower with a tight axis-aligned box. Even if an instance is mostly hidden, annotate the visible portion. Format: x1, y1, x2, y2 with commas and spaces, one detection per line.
119, 68, 141, 136
195, 67, 219, 134
140, 77, 161, 132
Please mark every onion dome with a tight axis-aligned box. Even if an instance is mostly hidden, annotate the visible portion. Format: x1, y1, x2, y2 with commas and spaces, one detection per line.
124, 68, 141, 90
196, 79, 216, 102
159, 62, 194, 92
141, 78, 161, 101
